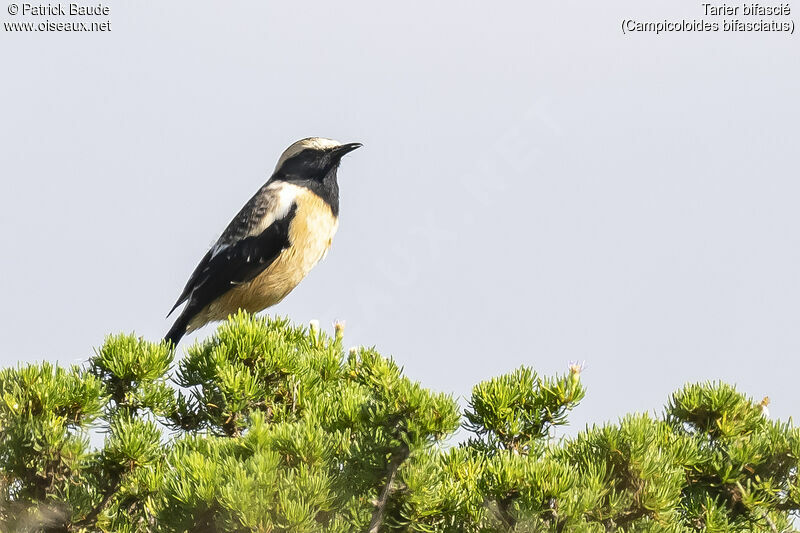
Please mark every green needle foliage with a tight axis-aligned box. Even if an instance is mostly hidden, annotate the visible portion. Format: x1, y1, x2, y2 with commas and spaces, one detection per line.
0, 312, 797, 532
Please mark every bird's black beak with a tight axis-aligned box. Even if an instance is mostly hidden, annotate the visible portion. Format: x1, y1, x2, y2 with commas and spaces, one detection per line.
331, 142, 362, 158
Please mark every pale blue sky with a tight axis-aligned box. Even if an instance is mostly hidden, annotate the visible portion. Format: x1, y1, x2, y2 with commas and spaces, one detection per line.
1, 0, 798, 433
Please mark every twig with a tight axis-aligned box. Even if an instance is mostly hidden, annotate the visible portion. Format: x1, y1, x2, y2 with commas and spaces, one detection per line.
764, 513, 779, 533
489, 496, 517, 530
73, 476, 121, 529
366, 445, 410, 533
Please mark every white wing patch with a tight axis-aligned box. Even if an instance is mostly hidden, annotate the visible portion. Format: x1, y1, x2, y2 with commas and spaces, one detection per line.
250, 182, 300, 236
209, 182, 301, 260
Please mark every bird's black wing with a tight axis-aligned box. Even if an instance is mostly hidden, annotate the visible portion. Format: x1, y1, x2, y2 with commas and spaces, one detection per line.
167, 202, 298, 318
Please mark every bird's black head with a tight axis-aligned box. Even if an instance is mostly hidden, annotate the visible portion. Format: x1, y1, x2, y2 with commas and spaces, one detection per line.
272, 137, 362, 183
270, 137, 361, 216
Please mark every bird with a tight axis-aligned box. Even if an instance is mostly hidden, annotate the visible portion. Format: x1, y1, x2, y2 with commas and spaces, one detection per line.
164, 137, 362, 346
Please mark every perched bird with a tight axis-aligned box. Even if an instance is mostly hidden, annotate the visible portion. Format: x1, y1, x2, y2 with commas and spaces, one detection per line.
165, 137, 361, 346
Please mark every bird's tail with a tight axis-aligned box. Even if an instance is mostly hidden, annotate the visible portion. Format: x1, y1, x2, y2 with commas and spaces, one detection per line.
164, 311, 191, 347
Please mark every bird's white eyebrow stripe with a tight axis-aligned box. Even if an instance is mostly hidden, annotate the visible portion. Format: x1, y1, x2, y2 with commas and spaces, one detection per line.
274, 137, 343, 171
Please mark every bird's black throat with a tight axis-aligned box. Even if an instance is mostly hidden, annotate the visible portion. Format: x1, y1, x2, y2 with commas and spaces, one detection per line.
270, 151, 342, 216
283, 166, 340, 216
